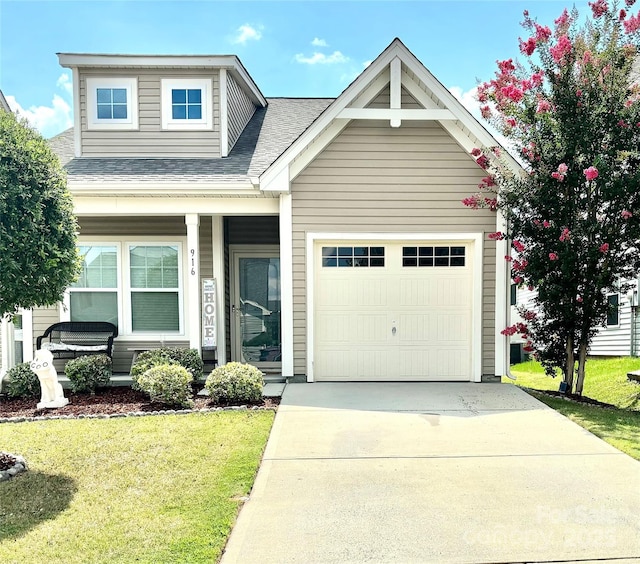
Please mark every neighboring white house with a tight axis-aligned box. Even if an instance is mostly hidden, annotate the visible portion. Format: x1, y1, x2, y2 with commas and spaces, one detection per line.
510, 280, 640, 363
1, 39, 520, 383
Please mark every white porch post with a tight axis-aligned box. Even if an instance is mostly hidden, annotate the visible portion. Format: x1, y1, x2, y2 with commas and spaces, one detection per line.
211, 215, 227, 365
21, 309, 34, 362
495, 210, 509, 378
279, 193, 294, 378
185, 214, 201, 352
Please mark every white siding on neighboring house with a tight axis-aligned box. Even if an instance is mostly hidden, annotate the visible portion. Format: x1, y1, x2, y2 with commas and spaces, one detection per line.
227, 74, 256, 150
79, 68, 221, 157
513, 284, 636, 358
291, 116, 497, 377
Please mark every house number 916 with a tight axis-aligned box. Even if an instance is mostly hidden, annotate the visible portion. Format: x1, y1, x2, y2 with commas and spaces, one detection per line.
190, 248, 196, 275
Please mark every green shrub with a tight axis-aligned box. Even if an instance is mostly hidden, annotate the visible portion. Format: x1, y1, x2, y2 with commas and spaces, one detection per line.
130, 347, 203, 388
137, 364, 194, 408
205, 362, 264, 405
2, 362, 39, 399
64, 354, 112, 393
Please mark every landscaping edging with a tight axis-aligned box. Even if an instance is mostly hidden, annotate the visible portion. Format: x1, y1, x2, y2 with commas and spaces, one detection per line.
0, 452, 28, 481
0, 405, 276, 425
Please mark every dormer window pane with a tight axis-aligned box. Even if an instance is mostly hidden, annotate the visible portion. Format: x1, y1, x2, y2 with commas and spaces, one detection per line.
96, 88, 128, 120
171, 88, 202, 120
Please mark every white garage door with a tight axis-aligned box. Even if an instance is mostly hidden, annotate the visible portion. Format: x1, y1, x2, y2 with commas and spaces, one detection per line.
314, 241, 474, 381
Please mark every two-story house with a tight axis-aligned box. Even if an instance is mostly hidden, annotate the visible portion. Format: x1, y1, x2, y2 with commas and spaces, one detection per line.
1, 39, 518, 384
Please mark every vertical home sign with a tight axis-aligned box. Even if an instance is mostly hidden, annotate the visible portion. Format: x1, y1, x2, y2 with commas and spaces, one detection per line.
202, 279, 217, 349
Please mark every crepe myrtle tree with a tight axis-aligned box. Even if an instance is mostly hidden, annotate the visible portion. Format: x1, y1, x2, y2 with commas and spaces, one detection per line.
464, 1, 640, 394
0, 110, 80, 318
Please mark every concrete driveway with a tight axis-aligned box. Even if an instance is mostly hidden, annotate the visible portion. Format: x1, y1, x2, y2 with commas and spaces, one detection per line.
221, 383, 640, 564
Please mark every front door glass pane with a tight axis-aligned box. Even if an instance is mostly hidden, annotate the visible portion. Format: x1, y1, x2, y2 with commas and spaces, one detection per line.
239, 257, 281, 363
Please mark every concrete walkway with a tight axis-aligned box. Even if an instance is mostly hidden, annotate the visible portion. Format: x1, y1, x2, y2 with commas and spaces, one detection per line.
221, 383, 640, 564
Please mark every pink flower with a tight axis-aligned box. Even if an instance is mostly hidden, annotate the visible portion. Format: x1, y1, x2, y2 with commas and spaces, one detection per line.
599, 243, 609, 253
626, 0, 635, 7
576, 89, 583, 97
513, 240, 525, 253
582, 51, 593, 65
462, 195, 481, 209
534, 23, 552, 41
589, 0, 609, 18
476, 155, 490, 169
559, 228, 571, 242
552, 162, 568, 182
478, 176, 496, 189
471, 147, 482, 157
528, 285, 534, 291
500, 85, 524, 103
505, 117, 517, 128
488, 231, 505, 240
577, 295, 583, 303
480, 105, 492, 119
497, 59, 516, 74
622, 210, 633, 219
549, 252, 559, 261
523, 310, 537, 321
555, 8, 571, 28
520, 37, 537, 56
513, 276, 523, 284
550, 36, 572, 63
584, 166, 599, 180
543, 220, 551, 228
501, 325, 518, 336
505, 255, 513, 262
531, 71, 544, 86
536, 99, 552, 113
618, 120, 628, 128
484, 197, 498, 211
620, 8, 627, 19
623, 13, 640, 33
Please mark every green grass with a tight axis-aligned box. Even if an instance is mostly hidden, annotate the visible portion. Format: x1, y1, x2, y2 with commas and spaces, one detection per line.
529, 392, 640, 461
0, 411, 274, 564
505, 356, 640, 410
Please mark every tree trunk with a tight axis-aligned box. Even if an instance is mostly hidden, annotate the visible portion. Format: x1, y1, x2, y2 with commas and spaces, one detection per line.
575, 341, 588, 396
563, 337, 575, 394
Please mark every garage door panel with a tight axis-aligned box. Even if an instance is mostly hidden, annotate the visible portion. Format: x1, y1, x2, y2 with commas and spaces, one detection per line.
314, 240, 474, 382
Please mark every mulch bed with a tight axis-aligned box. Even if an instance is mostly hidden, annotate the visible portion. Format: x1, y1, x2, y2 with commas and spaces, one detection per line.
0, 387, 279, 420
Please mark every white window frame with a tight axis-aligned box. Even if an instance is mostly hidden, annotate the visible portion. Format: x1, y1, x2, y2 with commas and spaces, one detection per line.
86, 77, 138, 130
606, 293, 620, 327
161, 78, 212, 130
65, 243, 123, 330
64, 238, 186, 340
124, 242, 185, 336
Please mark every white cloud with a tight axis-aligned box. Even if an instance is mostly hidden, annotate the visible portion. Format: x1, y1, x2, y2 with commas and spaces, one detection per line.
362, 60, 373, 68
6, 94, 73, 139
232, 24, 262, 44
294, 50, 349, 65
311, 37, 328, 47
56, 73, 73, 96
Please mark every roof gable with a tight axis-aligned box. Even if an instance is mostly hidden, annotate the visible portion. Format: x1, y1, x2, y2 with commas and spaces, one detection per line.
260, 38, 520, 191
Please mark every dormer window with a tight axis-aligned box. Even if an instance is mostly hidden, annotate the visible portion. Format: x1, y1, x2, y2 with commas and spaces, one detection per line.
161, 78, 212, 130
86, 77, 138, 130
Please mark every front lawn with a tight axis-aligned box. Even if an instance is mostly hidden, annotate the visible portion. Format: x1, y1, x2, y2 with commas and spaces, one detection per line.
505, 356, 640, 411
0, 411, 274, 563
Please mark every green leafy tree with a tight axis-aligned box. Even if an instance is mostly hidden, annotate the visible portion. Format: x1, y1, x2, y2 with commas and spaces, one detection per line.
465, 1, 640, 394
0, 110, 80, 316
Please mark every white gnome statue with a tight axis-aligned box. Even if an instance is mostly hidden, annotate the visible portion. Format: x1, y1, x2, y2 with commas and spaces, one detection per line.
31, 349, 69, 409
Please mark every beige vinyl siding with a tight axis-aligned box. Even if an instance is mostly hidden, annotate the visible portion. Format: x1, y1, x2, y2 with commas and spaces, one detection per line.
32, 306, 62, 371
585, 300, 632, 356
291, 119, 497, 377
227, 74, 256, 150
79, 68, 220, 157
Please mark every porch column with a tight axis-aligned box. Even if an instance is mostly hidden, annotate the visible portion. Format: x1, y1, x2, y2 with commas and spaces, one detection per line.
22, 309, 33, 362
279, 193, 294, 378
211, 215, 226, 365
1, 316, 11, 378
185, 214, 201, 352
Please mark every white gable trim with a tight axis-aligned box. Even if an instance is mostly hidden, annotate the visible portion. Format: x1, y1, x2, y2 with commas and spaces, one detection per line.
260, 38, 521, 192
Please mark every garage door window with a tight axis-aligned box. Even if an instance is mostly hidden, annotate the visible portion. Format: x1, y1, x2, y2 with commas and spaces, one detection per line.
402, 246, 465, 267
322, 246, 385, 267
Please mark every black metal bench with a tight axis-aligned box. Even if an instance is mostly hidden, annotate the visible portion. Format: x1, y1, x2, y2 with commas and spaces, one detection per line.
36, 322, 118, 359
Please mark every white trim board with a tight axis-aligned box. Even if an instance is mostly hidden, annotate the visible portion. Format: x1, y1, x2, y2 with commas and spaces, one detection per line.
305, 232, 484, 383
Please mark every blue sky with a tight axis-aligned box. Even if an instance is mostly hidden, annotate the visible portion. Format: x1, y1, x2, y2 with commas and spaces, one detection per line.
0, 0, 589, 138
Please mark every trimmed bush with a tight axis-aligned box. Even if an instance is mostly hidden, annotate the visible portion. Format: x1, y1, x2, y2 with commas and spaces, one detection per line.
137, 364, 194, 408
2, 362, 39, 399
205, 362, 264, 405
130, 347, 203, 389
64, 354, 112, 393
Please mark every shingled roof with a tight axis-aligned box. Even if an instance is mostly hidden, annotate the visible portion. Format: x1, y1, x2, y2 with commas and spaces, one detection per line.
53, 98, 334, 184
